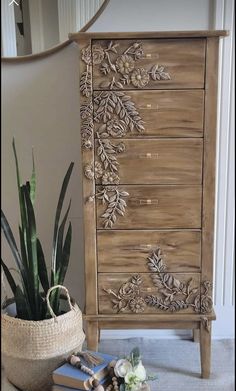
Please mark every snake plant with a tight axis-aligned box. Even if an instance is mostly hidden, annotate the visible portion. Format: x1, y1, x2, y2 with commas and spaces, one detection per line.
1, 139, 74, 320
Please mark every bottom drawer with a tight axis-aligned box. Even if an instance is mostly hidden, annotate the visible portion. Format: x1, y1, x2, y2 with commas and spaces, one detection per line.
98, 273, 201, 314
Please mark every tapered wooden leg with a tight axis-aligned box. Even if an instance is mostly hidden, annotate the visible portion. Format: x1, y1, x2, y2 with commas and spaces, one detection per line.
192, 329, 200, 342
86, 321, 99, 351
200, 320, 211, 378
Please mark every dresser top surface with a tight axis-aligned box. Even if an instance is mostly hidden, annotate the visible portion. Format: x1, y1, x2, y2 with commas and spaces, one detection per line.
69, 29, 229, 41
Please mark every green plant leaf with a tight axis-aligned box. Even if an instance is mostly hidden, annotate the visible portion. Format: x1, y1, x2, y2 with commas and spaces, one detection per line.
1, 210, 24, 274
12, 138, 28, 234
55, 200, 71, 273
15, 285, 31, 320
23, 185, 39, 318
19, 225, 28, 269
1, 259, 17, 295
59, 222, 72, 285
37, 238, 49, 294
51, 162, 74, 284
30, 149, 36, 205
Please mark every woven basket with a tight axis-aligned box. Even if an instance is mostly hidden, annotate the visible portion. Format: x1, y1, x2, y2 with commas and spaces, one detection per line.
1, 285, 85, 391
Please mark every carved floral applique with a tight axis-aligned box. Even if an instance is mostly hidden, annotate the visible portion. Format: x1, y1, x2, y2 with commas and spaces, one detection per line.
104, 248, 213, 315
92, 40, 171, 89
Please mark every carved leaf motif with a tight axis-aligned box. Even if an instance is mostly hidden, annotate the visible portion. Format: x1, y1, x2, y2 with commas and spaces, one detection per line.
94, 91, 144, 133
168, 300, 189, 312
96, 186, 129, 229
150, 65, 171, 81
104, 248, 214, 314
80, 68, 92, 98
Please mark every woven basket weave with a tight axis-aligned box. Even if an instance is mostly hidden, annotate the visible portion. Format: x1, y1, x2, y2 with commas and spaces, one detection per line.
1, 286, 85, 391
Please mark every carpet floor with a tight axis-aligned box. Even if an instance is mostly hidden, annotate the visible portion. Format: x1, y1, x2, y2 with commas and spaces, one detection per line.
2, 338, 235, 391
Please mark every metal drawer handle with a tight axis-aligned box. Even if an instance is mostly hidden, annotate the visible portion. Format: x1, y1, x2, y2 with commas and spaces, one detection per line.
139, 104, 159, 110
131, 198, 159, 205
138, 153, 159, 159
139, 244, 153, 250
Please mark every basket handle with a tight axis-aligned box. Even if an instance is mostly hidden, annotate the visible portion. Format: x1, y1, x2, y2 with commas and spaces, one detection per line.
46, 285, 75, 319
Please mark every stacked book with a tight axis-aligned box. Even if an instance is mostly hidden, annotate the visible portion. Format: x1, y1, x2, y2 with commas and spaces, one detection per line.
52, 352, 116, 391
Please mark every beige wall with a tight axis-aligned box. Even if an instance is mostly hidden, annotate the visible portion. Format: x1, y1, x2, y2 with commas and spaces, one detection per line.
1, 42, 85, 308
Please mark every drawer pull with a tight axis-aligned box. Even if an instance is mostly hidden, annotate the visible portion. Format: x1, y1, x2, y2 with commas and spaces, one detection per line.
139, 104, 159, 110
139, 153, 159, 159
139, 244, 153, 250
131, 198, 159, 205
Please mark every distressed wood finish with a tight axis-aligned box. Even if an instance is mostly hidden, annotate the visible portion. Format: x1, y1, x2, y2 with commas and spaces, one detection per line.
77, 31, 226, 377
96, 185, 202, 229
98, 272, 201, 314
70, 30, 228, 41
201, 37, 219, 303
97, 230, 201, 272
79, 39, 98, 315
94, 138, 203, 185
92, 38, 206, 89
94, 90, 204, 138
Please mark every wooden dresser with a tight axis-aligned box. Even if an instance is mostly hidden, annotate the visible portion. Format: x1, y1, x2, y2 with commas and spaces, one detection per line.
71, 30, 228, 378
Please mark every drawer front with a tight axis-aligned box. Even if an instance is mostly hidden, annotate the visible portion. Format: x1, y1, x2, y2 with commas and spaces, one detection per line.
96, 185, 202, 229
98, 272, 201, 314
94, 90, 204, 138
97, 230, 201, 272
92, 38, 205, 90
94, 139, 203, 185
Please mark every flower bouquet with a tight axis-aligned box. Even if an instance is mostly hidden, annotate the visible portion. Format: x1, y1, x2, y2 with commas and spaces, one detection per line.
104, 347, 157, 391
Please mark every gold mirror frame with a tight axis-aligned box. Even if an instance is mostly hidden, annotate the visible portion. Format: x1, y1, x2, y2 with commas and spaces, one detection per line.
1, 0, 110, 63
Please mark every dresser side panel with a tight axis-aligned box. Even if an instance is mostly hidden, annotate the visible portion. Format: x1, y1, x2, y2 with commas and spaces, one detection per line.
201, 37, 220, 306
79, 38, 98, 315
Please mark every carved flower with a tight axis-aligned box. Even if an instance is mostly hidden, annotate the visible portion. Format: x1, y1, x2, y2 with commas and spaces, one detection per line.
84, 161, 103, 180
81, 45, 92, 65
119, 282, 139, 299
194, 294, 212, 313
106, 119, 127, 138
102, 171, 120, 185
82, 139, 92, 149
116, 55, 135, 74
129, 297, 146, 313
131, 68, 150, 88
92, 45, 105, 64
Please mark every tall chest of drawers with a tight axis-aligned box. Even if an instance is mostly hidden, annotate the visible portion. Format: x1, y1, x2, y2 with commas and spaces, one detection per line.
71, 30, 228, 378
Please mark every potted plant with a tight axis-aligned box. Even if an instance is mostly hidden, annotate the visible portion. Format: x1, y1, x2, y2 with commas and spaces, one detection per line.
1, 139, 85, 391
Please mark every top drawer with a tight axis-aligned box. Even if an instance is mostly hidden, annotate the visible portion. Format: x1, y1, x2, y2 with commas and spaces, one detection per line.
92, 38, 206, 90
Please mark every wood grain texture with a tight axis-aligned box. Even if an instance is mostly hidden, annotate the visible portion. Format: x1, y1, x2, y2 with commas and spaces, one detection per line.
95, 138, 203, 184
200, 320, 212, 378
69, 30, 229, 41
96, 185, 202, 229
84, 311, 216, 321
98, 273, 200, 314
201, 38, 219, 301
92, 38, 206, 89
94, 90, 204, 138
98, 321, 200, 330
86, 321, 99, 351
80, 39, 98, 315
97, 230, 201, 272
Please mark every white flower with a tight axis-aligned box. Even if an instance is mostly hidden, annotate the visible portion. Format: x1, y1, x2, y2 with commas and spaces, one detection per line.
114, 359, 132, 378
125, 372, 142, 391
134, 362, 146, 382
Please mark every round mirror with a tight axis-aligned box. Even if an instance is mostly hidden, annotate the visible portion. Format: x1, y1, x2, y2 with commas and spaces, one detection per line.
1, 0, 109, 58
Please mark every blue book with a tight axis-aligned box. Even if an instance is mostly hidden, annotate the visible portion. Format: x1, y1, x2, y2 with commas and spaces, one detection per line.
52, 352, 116, 390
52, 376, 110, 391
